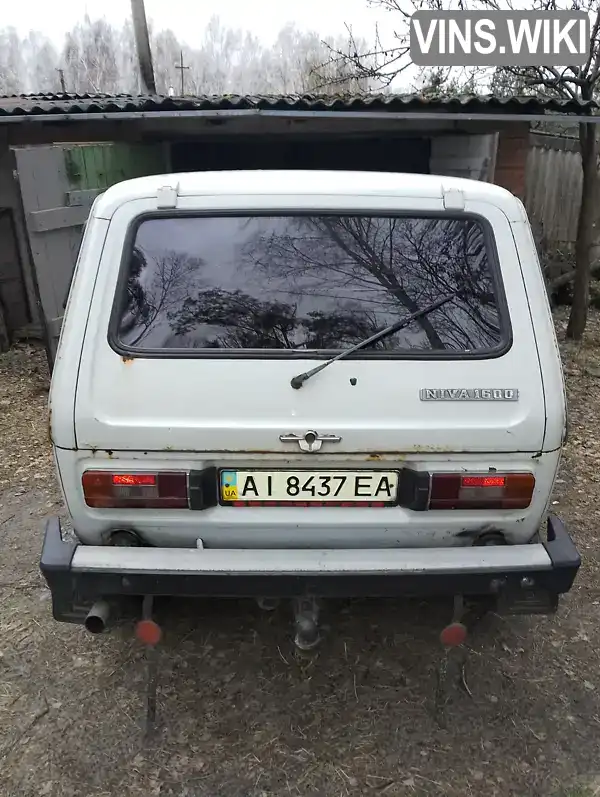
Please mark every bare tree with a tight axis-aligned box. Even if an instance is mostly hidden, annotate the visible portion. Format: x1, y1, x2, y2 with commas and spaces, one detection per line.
323, 0, 600, 340
62, 15, 120, 93
0, 27, 25, 94
151, 28, 181, 94
241, 215, 501, 352
119, 246, 202, 346
119, 19, 141, 95
255, 24, 375, 94
1, 14, 379, 97
200, 16, 240, 94
22, 32, 60, 93
416, 66, 477, 98
318, 1, 416, 90
230, 32, 265, 94
444, 1, 600, 340
489, 3, 600, 341
301, 29, 375, 93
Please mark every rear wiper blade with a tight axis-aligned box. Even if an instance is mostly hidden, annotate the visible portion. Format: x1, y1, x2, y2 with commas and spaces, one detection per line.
290, 294, 455, 390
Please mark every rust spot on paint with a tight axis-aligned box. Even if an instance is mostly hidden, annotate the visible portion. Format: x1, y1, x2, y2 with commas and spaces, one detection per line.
122, 356, 134, 364
457, 525, 508, 544
208, 449, 280, 455
366, 453, 382, 461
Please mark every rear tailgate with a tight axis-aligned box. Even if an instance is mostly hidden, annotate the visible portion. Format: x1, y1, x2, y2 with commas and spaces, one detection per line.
74, 196, 544, 456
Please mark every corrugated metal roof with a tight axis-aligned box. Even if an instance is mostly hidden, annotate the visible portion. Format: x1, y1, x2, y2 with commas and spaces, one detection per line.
0, 92, 596, 118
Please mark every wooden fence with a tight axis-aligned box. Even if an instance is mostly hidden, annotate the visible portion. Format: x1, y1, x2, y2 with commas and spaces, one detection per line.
524, 132, 582, 248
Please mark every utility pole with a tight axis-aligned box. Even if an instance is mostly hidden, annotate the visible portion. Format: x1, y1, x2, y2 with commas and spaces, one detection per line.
56, 68, 66, 93
130, 0, 156, 94
175, 51, 190, 96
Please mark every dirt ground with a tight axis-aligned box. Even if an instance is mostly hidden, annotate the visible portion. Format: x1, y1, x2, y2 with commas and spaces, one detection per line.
2, 314, 600, 797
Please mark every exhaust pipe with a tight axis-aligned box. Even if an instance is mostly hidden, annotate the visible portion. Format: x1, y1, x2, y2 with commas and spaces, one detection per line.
84, 600, 110, 634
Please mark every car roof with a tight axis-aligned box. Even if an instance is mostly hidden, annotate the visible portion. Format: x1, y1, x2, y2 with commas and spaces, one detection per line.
92, 169, 522, 219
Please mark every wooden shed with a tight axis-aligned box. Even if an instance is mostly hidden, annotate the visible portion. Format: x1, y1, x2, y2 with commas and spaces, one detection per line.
0, 91, 596, 362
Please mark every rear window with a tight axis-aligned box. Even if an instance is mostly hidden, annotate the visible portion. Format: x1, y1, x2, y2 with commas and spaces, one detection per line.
113, 214, 508, 357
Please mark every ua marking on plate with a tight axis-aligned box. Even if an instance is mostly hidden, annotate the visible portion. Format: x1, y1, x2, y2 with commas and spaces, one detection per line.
221, 470, 238, 500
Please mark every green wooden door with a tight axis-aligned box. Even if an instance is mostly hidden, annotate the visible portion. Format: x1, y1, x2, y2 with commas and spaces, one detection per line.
16, 142, 167, 365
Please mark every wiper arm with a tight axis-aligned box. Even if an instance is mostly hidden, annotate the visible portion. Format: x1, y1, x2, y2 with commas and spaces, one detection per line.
290, 294, 455, 390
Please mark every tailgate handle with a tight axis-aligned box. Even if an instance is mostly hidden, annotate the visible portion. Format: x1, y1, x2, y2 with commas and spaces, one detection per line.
279, 431, 342, 453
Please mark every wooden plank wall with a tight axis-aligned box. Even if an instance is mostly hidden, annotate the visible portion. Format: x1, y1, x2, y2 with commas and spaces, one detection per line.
524, 133, 582, 248
0, 210, 29, 336
15, 146, 89, 349
63, 143, 165, 191
13, 142, 167, 360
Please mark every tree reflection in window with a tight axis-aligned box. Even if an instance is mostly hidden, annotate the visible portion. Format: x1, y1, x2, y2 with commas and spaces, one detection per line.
116, 215, 504, 353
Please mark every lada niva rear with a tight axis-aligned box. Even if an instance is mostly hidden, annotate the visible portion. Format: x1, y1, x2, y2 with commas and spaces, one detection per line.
40, 170, 580, 650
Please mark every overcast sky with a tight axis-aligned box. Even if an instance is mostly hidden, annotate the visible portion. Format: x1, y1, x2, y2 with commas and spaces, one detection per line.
5, 0, 391, 50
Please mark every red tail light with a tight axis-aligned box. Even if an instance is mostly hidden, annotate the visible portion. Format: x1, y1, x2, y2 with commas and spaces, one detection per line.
428, 472, 535, 510
82, 471, 188, 509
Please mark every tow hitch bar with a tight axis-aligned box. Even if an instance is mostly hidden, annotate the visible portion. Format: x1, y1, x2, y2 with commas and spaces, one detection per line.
292, 597, 321, 651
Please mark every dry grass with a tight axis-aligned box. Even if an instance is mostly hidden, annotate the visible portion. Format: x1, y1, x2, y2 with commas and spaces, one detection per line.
0, 344, 52, 490
2, 318, 600, 796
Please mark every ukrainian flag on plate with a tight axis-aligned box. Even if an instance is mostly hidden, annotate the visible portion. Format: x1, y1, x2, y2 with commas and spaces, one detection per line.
220, 471, 238, 501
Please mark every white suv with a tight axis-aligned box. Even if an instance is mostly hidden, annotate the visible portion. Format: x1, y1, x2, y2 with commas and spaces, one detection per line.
40, 170, 580, 648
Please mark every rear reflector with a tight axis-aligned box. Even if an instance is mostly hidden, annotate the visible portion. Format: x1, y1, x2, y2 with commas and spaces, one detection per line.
82, 471, 188, 509
429, 472, 535, 510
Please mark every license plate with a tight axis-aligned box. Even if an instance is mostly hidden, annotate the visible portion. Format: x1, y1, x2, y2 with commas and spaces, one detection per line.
219, 470, 399, 506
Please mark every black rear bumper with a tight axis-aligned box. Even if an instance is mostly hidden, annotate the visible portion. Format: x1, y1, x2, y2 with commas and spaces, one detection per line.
40, 515, 581, 624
